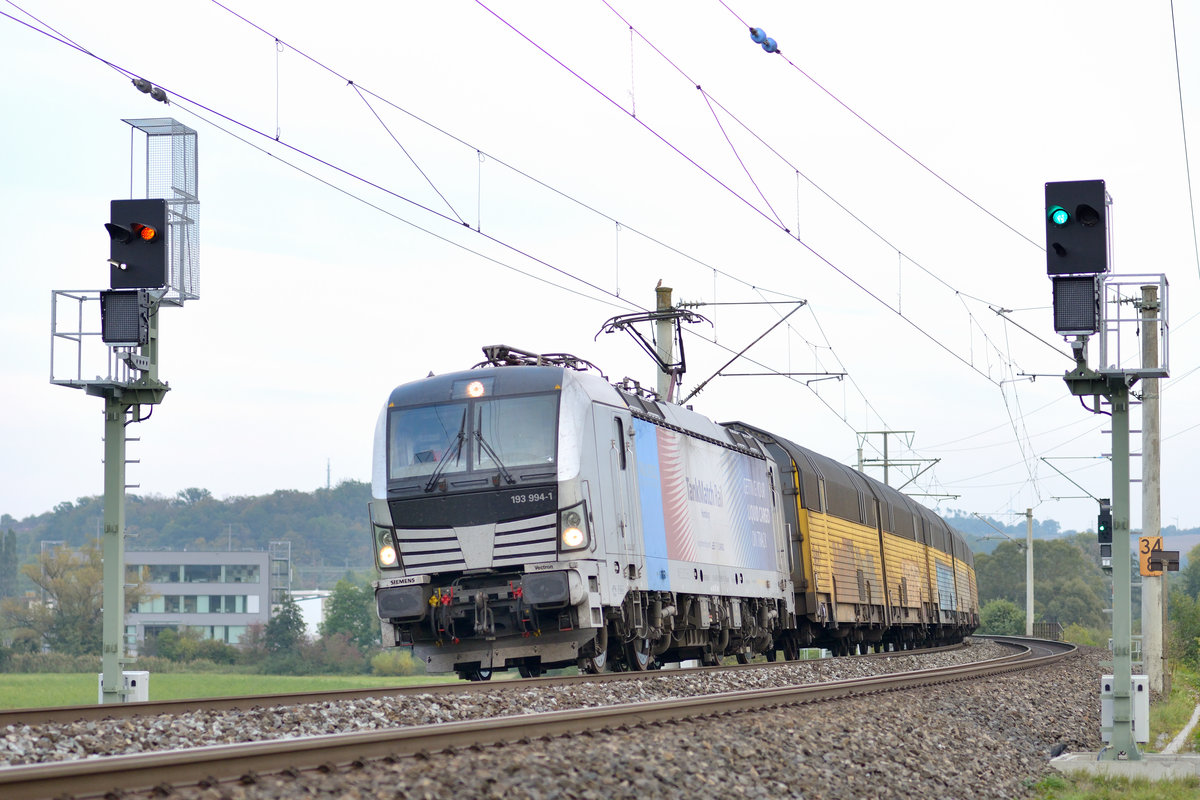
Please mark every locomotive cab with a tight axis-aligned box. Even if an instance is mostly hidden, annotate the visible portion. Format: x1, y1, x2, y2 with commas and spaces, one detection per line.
369, 358, 609, 678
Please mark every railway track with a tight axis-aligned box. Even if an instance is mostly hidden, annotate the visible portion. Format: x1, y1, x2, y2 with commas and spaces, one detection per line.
0, 636, 1071, 800
0, 641, 966, 727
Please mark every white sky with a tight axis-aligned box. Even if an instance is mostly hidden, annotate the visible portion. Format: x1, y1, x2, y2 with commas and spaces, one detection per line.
1, 1, 1197, 536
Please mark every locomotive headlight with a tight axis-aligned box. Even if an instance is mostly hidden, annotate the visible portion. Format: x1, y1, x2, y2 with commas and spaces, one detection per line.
562, 525, 585, 549
558, 502, 590, 551
376, 526, 400, 568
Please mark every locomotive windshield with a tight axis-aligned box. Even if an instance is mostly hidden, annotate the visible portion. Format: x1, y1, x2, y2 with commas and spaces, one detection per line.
388, 392, 558, 484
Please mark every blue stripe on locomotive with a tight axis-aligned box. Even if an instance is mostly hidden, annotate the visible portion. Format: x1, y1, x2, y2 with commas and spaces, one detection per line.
633, 418, 671, 591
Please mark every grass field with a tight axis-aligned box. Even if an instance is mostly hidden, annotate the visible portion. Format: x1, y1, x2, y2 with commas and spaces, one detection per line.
0, 672, 457, 709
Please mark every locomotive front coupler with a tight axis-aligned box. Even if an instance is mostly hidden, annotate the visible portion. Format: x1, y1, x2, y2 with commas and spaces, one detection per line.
474, 590, 495, 636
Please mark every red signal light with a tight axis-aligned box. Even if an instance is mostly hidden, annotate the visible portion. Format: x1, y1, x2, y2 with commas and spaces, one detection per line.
131, 223, 157, 242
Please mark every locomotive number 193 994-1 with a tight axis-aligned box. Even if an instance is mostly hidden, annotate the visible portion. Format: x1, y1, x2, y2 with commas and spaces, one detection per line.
510, 491, 553, 504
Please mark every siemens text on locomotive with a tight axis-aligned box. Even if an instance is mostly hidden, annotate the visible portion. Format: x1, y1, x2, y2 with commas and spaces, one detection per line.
369, 345, 978, 679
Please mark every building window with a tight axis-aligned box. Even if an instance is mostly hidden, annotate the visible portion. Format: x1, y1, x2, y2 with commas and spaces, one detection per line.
223, 564, 260, 583
134, 596, 166, 614
148, 564, 182, 583
130, 562, 265, 585
143, 594, 254, 614
184, 564, 221, 583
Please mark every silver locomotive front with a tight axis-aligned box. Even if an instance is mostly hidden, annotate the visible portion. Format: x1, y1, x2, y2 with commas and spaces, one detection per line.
369, 364, 608, 678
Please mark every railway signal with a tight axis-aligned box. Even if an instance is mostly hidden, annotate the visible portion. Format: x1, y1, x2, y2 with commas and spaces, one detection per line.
99, 289, 151, 347
1097, 498, 1113, 573
1051, 275, 1099, 335
1045, 180, 1108, 276
106, 198, 168, 289
1097, 498, 1112, 543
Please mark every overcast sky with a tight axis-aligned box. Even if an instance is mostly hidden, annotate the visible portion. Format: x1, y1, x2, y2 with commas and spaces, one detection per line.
2, 1, 1197, 536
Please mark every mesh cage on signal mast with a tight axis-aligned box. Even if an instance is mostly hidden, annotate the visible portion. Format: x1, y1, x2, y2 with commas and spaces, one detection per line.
124, 118, 199, 305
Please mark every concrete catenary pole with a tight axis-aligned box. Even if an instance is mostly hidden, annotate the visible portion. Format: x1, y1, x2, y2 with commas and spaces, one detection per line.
655, 284, 674, 401
1140, 285, 1164, 693
1026, 508, 1034, 637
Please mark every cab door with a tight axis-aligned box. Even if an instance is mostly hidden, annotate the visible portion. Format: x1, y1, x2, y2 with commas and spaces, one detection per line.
595, 411, 643, 578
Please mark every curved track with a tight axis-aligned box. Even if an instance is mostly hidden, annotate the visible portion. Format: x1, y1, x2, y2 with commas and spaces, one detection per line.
0, 642, 966, 727
1, 637, 1073, 800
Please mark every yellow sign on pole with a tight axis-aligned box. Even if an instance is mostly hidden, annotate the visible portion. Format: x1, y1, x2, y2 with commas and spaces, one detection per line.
1140, 536, 1164, 577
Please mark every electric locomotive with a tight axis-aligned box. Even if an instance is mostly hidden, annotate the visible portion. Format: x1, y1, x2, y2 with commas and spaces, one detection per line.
369, 345, 977, 679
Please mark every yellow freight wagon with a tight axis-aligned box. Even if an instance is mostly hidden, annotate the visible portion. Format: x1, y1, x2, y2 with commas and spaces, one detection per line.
730, 423, 979, 654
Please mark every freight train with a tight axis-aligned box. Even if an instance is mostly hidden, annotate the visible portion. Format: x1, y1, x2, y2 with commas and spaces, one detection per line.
369, 345, 978, 679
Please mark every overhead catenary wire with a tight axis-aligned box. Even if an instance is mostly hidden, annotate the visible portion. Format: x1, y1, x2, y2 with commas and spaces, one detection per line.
9, 1, 1176, 519
1169, 0, 1200, 280
206, 1, 1099, 494
0, 0, 894, 467
196, 0, 907, 459
475, 0, 1071, 499
596, 0, 1069, 367
474, 0, 1018, 390
208, 0, 1070, 424
715, 0, 1044, 253
4, 0, 899, 468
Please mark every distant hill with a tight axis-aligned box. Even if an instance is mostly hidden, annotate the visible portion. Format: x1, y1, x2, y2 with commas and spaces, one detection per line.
1, 482, 372, 590
942, 509, 1198, 563
3, 488, 1195, 587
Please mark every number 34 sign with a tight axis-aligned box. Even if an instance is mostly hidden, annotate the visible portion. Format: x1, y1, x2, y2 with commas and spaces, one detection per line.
1139, 536, 1164, 577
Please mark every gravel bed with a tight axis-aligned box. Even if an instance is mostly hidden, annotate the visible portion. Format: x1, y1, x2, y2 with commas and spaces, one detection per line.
1, 641, 1013, 767
3, 640, 1105, 799
160, 642, 1102, 800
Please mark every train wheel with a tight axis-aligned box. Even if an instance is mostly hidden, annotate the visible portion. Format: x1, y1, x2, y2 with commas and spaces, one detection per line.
783, 636, 800, 662
579, 627, 610, 674
625, 637, 653, 670
735, 652, 750, 664
460, 667, 492, 682
578, 648, 608, 674
764, 649, 777, 662
518, 662, 543, 678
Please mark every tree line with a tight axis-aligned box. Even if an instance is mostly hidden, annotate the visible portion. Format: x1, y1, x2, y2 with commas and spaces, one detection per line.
1, 481, 374, 595
1, 486, 1179, 673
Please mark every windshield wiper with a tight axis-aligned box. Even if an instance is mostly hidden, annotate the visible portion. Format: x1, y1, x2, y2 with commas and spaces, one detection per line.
474, 430, 517, 485
424, 412, 466, 493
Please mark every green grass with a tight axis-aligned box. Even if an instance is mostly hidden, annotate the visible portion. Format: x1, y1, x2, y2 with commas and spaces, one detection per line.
1147, 670, 1200, 752
1028, 670, 1200, 798
1032, 773, 1200, 799
0, 672, 456, 709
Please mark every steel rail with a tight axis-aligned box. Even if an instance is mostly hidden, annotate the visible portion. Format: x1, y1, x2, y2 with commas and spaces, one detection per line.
0, 638, 1072, 800
0, 642, 969, 726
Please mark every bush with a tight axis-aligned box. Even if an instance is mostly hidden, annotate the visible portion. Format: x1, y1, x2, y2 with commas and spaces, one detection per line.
371, 648, 424, 676
979, 599, 1026, 636
194, 638, 238, 665
303, 634, 369, 675
1061, 623, 1104, 647
253, 634, 370, 676
5, 652, 99, 673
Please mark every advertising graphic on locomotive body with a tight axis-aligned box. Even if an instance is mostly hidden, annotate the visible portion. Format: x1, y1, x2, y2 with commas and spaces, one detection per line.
369, 347, 977, 679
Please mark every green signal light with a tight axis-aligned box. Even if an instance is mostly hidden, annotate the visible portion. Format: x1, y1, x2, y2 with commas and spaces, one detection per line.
1048, 205, 1070, 226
